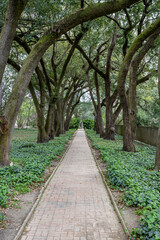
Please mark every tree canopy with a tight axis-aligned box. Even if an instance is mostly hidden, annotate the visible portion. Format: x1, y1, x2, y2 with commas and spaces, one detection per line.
0, 0, 160, 170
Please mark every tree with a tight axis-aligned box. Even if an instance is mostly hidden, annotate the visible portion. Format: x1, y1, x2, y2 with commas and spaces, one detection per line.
0, 0, 140, 166
118, 18, 160, 152
128, 30, 160, 150
155, 49, 160, 171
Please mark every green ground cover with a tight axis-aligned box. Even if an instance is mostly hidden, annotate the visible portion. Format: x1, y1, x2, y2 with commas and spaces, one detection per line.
86, 130, 160, 240
0, 129, 75, 215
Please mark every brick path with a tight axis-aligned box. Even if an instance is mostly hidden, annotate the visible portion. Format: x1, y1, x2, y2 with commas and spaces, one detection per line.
20, 129, 127, 240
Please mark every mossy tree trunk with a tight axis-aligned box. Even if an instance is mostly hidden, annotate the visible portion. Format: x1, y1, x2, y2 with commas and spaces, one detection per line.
0, 0, 29, 88
45, 103, 55, 140
0, 117, 10, 166
64, 94, 75, 131
28, 82, 49, 143
94, 70, 104, 137
0, 134, 10, 166
129, 29, 160, 149
105, 104, 116, 140
118, 19, 160, 152
94, 114, 99, 133
104, 30, 117, 140
0, 0, 142, 165
155, 49, 160, 171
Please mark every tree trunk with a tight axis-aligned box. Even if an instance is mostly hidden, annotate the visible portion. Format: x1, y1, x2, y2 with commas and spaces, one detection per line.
118, 20, 160, 152
37, 124, 49, 143
155, 120, 160, 171
128, 63, 137, 146
55, 102, 64, 135
104, 29, 117, 140
0, 134, 10, 166
45, 104, 55, 140
55, 107, 60, 137
28, 82, 49, 143
94, 71, 104, 137
61, 104, 66, 134
129, 29, 160, 148
96, 108, 104, 137
37, 118, 49, 143
0, 117, 10, 166
155, 49, 160, 171
0, 84, 2, 115
0, 0, 29, 86
123, 106, 135, 152
105, 104, 115, 140
64, 119, 70, 132
65, 111, 73, 131
94, 111, 100, 134
37, 108, 49, 143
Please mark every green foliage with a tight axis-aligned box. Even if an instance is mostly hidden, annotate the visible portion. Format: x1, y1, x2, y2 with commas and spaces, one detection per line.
0, 213, 6, 223
69, 118, 80, 129
83, 119, 94, 129
86, 130, 160, 240
16, 98, 36, 128
137, 82, 160, 127
73, 102, 94, 120
0, 129, 75, 209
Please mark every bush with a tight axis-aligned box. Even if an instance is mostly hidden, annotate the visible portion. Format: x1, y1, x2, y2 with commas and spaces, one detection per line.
83, 119, 94, 129
69, 118, 81, 129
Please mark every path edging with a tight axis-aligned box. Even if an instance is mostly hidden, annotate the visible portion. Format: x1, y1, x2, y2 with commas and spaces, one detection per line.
13, 131, 76, 240
85, 131, 130, 240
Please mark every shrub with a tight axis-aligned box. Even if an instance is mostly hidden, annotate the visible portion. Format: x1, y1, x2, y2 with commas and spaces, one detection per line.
83, 119, 94, 129
69, 118, 81, 129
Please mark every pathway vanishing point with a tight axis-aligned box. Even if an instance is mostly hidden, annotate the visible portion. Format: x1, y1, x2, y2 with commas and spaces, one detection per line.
20, 129, 127, 240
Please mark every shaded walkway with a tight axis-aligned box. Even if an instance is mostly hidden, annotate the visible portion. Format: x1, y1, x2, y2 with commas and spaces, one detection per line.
20, 129, 127, 240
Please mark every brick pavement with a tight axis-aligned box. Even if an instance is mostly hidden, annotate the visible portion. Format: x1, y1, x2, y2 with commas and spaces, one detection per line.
20, 129, 127, 240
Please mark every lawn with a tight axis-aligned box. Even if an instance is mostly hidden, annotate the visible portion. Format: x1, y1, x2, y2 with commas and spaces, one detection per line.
86, 130, 160, 240
0, 128, 75, 222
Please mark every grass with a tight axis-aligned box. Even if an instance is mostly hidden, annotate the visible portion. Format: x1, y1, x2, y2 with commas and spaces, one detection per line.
86, 130, 160, 240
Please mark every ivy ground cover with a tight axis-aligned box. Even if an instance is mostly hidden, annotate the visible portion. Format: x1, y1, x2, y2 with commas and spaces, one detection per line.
86, 130, 160, 240
0, 129, 75, 222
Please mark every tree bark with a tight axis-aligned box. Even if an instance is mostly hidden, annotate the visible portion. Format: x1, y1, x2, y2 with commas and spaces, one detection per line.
129, 29, 160, 150
0, 0, 28, 87
28, 82, 49, 143
45, 103, 55, 140
155, 49, 160, 171
0, 117, 10, 166
105, 105, 116, 140
94, 71, 104, 137
105, 30, 117, 140
118, 19, 160, 152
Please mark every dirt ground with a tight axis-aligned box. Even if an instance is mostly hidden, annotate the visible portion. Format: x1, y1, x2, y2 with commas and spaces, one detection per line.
0, 190, 39, 240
